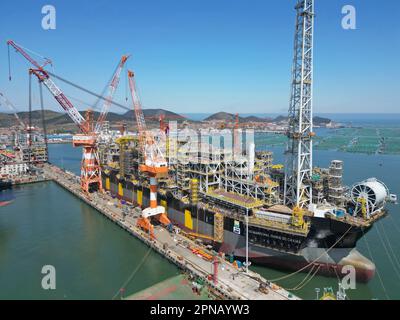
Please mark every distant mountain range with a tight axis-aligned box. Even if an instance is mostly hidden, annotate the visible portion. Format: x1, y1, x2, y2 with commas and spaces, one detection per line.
204, 112, 272, 122
0, 109, 332, 132
0, 109, 186, 132
203, 112, 332, 125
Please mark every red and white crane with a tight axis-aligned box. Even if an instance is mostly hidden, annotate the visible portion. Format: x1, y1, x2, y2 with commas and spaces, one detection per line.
7, 40, 128, 193
95, 55, 129, 133
127, 70, 170, 237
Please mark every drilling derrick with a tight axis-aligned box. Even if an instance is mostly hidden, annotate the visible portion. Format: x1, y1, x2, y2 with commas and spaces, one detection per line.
284, 0, 315, 208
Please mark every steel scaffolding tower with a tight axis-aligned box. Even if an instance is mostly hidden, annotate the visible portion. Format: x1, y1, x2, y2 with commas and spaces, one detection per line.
284, 0, 315, 208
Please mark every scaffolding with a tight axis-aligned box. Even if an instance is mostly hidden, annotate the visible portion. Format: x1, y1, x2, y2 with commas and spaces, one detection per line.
21, 143, 48, 163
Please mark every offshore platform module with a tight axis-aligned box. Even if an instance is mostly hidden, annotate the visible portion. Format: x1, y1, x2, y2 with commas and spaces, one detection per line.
6, 0, 397, 284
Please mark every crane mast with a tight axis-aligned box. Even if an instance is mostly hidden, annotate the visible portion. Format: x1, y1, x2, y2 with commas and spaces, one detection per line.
127, 70, 167, 172
127, 69, 170, 238
127, 70, 146, 152
284, 0, 315, 208
7, 40, 87, 132
95, 55, 129, 133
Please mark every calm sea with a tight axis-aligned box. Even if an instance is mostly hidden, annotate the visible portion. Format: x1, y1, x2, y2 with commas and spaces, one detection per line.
0, 127, 399, 299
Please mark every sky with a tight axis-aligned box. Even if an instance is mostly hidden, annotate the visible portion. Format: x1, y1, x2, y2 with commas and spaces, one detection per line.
0, 0, 399, 115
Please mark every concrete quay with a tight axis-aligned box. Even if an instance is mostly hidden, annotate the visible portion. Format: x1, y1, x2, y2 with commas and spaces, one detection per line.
42, 163, 299, 301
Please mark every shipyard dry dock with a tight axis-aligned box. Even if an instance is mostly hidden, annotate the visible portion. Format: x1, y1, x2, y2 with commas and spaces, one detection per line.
41, 163, 299, 300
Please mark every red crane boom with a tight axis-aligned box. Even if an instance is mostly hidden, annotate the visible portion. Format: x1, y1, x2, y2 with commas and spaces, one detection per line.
7, 40, 87, 132
127, 69, 170, 237
7, 40, 127, 193
95, 55, 129, 133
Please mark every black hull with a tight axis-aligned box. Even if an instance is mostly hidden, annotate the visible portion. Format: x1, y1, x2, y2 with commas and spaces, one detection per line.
104, 173, 376, 282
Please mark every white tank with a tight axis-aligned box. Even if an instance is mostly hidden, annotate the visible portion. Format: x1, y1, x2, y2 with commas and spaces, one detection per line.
351, 178, 389, 215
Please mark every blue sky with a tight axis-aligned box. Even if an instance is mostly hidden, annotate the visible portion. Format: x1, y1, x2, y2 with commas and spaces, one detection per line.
0, 0, 399, 114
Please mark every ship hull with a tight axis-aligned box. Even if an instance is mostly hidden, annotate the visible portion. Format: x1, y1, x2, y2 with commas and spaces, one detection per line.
105, 174, 375, 282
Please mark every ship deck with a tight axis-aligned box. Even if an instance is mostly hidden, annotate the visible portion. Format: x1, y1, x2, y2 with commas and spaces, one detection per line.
205, 189, 264, 210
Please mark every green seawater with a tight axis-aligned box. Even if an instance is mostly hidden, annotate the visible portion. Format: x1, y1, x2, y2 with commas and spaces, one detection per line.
253, 145, 400, 300
0, 141, 399, 300
0, 144, 179, 299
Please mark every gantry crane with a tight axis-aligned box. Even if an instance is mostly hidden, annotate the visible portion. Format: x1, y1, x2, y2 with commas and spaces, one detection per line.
7, 40, 129, 193
127, 70, 170, 237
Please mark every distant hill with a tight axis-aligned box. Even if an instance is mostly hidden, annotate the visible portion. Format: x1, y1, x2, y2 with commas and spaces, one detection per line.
204, 112, 236, 122
124, 108, 186, 121
313, 116, 331, 125
0, 109, 332, 132
272, 115, 332, 125
204, 112, 270, 123
0, 108, 186, 132
273, 115, 288, 122
242, 115, 272, 122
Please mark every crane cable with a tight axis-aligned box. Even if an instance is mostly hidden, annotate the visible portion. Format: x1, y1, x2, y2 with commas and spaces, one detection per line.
286, 265, 321, 291
281, 264, 316, 291
375, 222, 400, 279
388, 214, 400, 234
46, 70, 131, 112
379, 220, 400, 270
111, 246, 153, 300
268, 224, 353, 282
8, 45, 12, 81
38, 81, 49, 160
92, 61, 120, 114
361, 228, 390, 300
10, 41, 52, 64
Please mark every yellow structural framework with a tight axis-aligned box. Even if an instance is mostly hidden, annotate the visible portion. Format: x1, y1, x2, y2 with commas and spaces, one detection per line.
137, 190, 143, 206
184, 210, 193, 229
118, 183, 123, 197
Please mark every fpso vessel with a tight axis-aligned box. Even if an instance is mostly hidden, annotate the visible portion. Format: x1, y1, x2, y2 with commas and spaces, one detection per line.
101, 162, 391, 283
97, 0, 395, 283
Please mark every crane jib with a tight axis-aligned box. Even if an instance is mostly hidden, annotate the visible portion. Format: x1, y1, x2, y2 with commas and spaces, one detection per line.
8, 39, 87, 133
